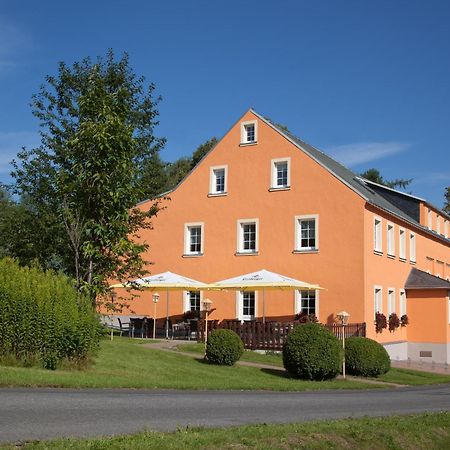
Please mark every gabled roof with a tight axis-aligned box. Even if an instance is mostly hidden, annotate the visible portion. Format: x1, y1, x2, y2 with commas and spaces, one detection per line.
252, 110, 450, 244
405, 268, 450, 290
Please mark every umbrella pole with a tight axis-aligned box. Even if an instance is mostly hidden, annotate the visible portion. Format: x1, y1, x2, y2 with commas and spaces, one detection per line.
166, 288, 169, 340
262, 289, 266, 324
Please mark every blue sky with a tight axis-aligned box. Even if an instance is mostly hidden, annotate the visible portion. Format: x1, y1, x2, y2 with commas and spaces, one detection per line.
0, 0, 449, 206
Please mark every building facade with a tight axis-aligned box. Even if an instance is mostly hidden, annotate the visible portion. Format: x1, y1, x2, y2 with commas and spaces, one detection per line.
118, 109, 450, 363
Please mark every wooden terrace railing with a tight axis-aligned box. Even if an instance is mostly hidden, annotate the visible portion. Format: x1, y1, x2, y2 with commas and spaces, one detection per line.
198, 320, 366, 351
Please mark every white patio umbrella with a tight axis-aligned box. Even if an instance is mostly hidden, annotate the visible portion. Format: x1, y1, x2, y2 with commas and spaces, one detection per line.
210, 269, 322, 323
111, 271, 209, 339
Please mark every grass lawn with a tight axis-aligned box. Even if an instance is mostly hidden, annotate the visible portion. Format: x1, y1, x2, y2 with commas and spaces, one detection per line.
380, 367, 450, 385
179, 342, 450, 386
0, 337, 376, 391
2, 412, 449, 449
178, 342, 284, 367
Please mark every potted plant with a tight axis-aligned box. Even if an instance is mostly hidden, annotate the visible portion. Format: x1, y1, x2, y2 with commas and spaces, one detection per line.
388, 313, 400, 332
400, 314, 409, 327
375, 312, 387, 333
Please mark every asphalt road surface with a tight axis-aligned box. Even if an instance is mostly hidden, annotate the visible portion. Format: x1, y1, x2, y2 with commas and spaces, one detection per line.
1, 385, 450, 443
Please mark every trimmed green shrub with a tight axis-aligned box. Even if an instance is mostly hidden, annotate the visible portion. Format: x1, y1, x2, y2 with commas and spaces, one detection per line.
206, 329, 244, 366
0, 258, 101, 369
283, 322, 342, 380
345, 336, 391, 377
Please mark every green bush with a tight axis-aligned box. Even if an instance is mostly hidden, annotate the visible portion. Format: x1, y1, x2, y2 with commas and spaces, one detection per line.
206, 329, 244, 366
0, 258, 101, 369
283, 323, 342, 380
345, 336, 391, 377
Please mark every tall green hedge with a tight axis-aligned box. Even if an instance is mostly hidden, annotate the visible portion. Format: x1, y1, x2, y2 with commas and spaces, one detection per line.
0, 258, 101, 369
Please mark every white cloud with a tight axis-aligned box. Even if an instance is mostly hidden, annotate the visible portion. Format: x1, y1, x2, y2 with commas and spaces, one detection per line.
327, 141, 411, 167
412, 172, 450, 186
0, 131, 40, 176
0, 16, 30, 75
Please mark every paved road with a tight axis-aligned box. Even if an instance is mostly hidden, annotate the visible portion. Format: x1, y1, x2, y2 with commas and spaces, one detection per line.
1, 385, 450, 443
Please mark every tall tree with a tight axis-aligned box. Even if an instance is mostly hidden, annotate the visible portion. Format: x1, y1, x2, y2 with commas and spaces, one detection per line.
360, 168, 412, 190
444, 186, 450, 214
11, 51, 164, 303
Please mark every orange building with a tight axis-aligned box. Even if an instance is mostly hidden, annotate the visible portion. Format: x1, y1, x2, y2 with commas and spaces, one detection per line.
119, 109, 450, 363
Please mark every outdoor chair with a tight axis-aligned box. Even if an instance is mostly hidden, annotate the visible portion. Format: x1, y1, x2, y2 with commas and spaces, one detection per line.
130, 318, 146, 338
117, 318, 130, 337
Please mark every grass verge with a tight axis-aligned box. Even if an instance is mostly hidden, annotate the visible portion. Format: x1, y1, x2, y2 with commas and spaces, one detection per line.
0, 338, 376, 391
2, 412, 450, 449
380, 367, 450, 385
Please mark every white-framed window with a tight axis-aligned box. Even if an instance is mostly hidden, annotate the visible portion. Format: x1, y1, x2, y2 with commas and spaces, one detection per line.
295, 215, 319, 251
270, 158, 290, 189
409, 232, 416, 263
388, 288, 395, 315
387, 223, 395, 256
428, 208, 432, 229
295, 290, 319, 318
237, 219, 259, 254
236, 291, 257, 321
445, 219, 448, 238
374, 217, 382, 253
184, 222, 204, 256
240, 120, 257, 144
374, 286, 383, 317
184, 290, 202, 312
399, 289, 406, 317
436, 215, 441, 235
209, 165, 227, 195
399, 227, 406, 260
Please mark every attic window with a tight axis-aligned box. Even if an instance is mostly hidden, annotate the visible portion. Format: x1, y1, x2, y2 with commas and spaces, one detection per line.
241, 121, 258, 145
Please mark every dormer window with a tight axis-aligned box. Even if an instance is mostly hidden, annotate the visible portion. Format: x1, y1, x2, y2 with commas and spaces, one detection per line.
241, 120, 258, 145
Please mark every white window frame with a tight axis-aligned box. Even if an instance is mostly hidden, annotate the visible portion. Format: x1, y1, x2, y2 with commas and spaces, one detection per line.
209, 165, 228, 195
409, 232, 416, 263
387, 288, 396, 315
236, 218, 259, 254
436, 215, 441, 235
428, 208, 432, 229
444, 219, 448, 238
387, 222, 395, 257
184, 290, 203, 312
295, 290, 319, 320
399, 289, 406, 317
374, 286, 383, 318
240, 120, 258, 145
184, 222, 204, 256
399, 227, 406, 260
270, 157, 291, 189
294, 214, 319, 251
236, 290, 258, 321
374, 216, 383, 253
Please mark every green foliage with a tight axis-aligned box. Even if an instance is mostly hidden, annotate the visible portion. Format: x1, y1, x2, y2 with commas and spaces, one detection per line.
11, 50, 164, 304
206, 329, 244, 366
360, 168, 412, 190
283, 323, 342, 380
0, 258, 100, 369
444, 186, 450, 214
345, 337, 391, 377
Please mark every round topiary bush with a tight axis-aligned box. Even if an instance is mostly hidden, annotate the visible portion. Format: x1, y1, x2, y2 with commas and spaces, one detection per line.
345, 336, 391, 377
206, 329, 244, 366
282, 322, 342, 380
